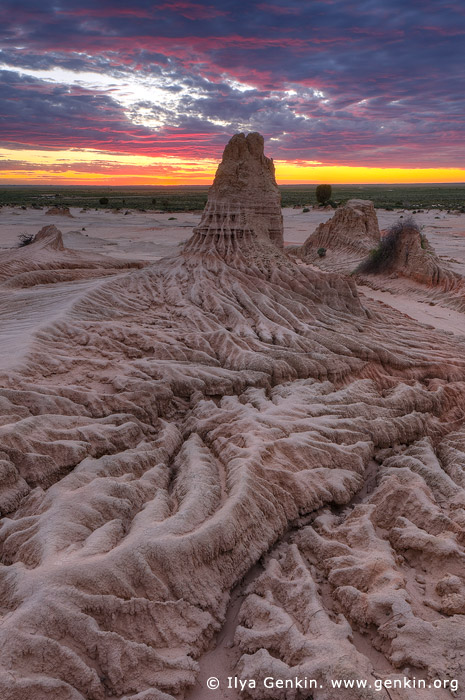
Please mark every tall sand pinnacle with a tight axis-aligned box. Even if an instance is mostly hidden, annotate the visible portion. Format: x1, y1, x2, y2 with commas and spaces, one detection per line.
189, 132, 283, 251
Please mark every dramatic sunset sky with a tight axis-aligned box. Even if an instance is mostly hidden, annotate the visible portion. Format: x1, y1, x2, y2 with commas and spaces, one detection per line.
1, 0, 464, 184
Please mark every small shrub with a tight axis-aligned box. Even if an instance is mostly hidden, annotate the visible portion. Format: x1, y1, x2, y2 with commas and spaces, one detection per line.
18, 233, 35, 247
316, 184, 332, 205
168, 217, 177, 220
317, 247, 327, 257
99, 197, 109, 205
357, 216, 419, 275
303, 207, 310, 213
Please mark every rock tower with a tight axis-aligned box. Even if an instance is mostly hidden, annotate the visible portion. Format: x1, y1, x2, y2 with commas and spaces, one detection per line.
187, 132, 283, 255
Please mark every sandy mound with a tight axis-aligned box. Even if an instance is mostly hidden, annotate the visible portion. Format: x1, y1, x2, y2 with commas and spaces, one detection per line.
0, 224, 145, 288
34, 225, 66, 250
356, 218, 465, 313
46, 206, 73, 217
298, 199, 380, 270
357, 219, 452, 283
1, 135, 465, 700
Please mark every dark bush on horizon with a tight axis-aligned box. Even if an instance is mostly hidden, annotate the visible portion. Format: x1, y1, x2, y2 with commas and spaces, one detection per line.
99, 197, 109, 205
316, 184, 332, 205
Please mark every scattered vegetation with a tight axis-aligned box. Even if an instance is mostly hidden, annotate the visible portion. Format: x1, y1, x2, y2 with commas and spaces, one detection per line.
317, 247, 327, 257
0, 184, 464, 212
302, 207, 310, 213
17, 232, 35, 247
99, 197, 109, 205
357, 217, 420, 275
316, 184, 332, 205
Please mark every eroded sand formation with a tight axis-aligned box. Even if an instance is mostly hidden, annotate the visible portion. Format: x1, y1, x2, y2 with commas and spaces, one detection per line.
299, 204, 465, 318
297, 199, 380, 270
1, 135, 465, 699
0, 225, 145, 288
354, 219, 465, 315
46, 205, 73, 217
191, 131, 284, 250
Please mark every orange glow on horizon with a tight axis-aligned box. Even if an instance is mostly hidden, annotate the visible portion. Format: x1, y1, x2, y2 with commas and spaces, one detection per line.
275, 162, 465, 185
1, 148, 465, 185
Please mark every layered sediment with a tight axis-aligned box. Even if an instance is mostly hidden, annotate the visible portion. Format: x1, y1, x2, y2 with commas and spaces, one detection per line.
298, 199, 380, 271
188, 131, 283, 253
0, 224, 144, 288
356, 219, 465, 314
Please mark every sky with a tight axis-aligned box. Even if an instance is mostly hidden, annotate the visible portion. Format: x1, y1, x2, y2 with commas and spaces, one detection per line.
0, 0, 464, 185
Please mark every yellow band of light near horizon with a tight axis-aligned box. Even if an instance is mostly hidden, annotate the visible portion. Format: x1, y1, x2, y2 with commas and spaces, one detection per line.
1, 148, 464, 185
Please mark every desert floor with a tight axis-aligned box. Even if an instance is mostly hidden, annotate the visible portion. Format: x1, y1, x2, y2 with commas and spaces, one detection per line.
1, 206, 464, 362
1, 203, 465, 699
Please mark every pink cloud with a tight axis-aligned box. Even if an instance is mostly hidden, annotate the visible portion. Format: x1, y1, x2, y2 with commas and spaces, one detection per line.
157, 1, 228, 20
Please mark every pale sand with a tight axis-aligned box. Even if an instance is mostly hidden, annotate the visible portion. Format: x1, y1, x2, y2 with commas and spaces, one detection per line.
1, 205, 464, 365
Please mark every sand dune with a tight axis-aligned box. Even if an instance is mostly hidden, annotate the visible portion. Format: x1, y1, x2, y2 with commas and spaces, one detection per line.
1, 135, 465, 699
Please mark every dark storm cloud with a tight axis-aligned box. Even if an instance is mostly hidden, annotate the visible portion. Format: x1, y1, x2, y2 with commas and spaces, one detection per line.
0, 70, 231, 157
0, 0, 464, 167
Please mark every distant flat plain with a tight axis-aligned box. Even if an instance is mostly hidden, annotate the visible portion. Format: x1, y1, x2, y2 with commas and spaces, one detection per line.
1, 183, 464, 212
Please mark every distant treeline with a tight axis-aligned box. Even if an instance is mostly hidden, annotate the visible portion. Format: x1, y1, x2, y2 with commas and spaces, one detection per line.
0, 184, 464, 212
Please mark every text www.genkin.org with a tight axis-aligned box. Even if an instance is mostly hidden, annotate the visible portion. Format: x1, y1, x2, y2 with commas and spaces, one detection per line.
206, 675, 459, 693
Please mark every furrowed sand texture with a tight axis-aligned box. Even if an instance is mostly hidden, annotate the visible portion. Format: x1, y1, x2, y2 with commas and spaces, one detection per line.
354, 219, 465, 315
0, 224, 145, 288
297, 203, 465, 329
1, 134, 465, 699
297, 199, 380, 270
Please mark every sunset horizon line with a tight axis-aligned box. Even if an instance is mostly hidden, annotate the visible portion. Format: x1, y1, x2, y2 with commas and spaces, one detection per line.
3, 180, 465, 187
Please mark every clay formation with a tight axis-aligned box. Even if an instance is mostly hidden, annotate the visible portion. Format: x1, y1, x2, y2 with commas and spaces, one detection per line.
298, 199, 380, 270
